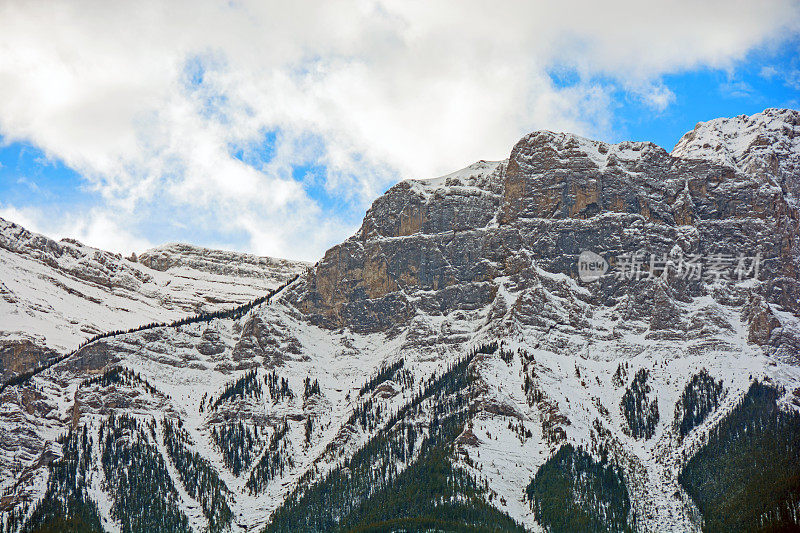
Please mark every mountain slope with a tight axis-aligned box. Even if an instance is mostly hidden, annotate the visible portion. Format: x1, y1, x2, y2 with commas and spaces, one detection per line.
0, 218, 309, 382
1, 108, 800, 533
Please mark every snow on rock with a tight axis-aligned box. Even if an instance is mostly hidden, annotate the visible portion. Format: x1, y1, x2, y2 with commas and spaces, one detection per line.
0, 216, 308, 365
137, 242, 307, 283
672, 108, 800, 203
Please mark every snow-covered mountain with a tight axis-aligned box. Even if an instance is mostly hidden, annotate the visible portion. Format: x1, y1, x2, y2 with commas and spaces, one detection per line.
1, 109, 799, 533
0, 219, 309, 381
672, 108, 800, 205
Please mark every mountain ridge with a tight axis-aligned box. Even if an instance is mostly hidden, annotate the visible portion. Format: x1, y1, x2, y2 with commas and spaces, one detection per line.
0, 217, 308, 381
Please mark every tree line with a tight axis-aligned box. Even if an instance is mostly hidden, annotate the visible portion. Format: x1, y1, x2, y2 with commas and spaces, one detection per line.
0, 274, 300, 395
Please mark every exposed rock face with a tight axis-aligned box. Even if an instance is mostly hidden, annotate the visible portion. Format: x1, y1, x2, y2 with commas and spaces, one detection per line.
672, 108, 800, 204
0, 336, 58, 377
294, 112, 799, 352
0, 220, 153, 290
296, 161, 505, 333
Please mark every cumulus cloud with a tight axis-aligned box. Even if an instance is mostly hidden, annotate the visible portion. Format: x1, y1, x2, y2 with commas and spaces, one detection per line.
0, 0, 798, 259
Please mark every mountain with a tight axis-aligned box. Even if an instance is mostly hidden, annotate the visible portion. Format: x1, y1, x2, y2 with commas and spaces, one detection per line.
0, 219, 308, 384
1, 108, 799, 533
672, 108, 800, 205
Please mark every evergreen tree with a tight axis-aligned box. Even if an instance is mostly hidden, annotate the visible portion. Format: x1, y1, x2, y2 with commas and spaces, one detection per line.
674, 369, 725, 439
162, 418, 233, 532
211, 421, 261, 475
246, 422, 293, 494
620, 369, 659, 439
100, 414, 191, 533
23, 427, 103, 533
526, 444, 631, 533
263, 347, 524, 533
679, 381, 800, 532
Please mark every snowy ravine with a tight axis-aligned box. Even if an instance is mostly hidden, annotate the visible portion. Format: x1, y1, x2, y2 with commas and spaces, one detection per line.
2, 108, 800, 533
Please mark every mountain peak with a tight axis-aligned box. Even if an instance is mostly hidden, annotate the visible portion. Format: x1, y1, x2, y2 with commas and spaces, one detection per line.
671, 107, 800, 201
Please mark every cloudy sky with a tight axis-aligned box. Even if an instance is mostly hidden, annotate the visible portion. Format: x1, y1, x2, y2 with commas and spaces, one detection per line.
1, 1, 799, 261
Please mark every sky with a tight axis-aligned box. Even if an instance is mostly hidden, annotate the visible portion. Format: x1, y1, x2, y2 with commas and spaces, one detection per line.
0, 1, 799, 261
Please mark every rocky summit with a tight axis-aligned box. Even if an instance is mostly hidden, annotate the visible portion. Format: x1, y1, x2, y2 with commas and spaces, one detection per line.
1, 108, 800, 533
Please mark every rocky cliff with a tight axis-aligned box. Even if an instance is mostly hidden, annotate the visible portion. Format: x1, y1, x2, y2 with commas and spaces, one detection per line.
295, 114, 799, 355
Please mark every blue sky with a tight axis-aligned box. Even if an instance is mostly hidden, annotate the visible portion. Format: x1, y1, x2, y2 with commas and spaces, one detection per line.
611, 40, 800, 148
0, 1, 798, 260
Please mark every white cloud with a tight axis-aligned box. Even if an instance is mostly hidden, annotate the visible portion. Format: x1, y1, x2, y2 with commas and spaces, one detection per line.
719, 79, 756, 99
785, 69, 800, 90
0, 0, 798, 260
760, 65, 780, 79
629, 82, 676, 112
15, 176, 39, 193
